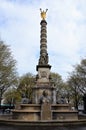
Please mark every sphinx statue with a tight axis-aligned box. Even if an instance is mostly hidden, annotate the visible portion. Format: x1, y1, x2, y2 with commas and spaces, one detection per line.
39, 90, 51, 104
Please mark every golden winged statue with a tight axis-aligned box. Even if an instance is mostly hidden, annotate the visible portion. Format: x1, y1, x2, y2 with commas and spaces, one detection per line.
40, 8, 48, 20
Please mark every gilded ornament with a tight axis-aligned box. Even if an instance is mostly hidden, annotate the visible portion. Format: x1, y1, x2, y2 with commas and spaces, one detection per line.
40, 8, 48, 20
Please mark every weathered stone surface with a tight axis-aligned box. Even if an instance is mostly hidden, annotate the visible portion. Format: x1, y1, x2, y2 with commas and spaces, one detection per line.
12, 15, 79, 122
41, 103, 51, 120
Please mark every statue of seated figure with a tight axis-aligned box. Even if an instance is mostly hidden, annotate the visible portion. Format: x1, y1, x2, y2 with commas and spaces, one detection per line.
39, 90, 51, 104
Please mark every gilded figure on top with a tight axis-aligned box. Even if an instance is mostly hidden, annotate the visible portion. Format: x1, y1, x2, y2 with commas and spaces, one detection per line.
40, 8, 48, 20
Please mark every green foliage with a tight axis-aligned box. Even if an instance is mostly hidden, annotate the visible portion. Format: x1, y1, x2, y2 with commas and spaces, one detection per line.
0, 40, 18, 105
67, 58, 86, 109
75, 59, 86, 94
50, 72, 65, 96
50, 72, 72, 103
3, 88, 21, 105
18, 73, 35, 99
50, 72, 63, 86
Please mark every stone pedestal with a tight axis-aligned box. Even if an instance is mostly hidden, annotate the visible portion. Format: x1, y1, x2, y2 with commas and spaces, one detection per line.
32, 85, 56, 104
51, 104, 78, 121
12, 103, 78, 121
12, 104, 41, 121
32, 64, 56, 104
41, 103, 51, 120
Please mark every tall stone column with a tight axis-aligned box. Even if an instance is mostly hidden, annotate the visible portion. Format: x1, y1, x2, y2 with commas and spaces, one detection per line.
38, 20, 48, 65
36, 9, 51, 82
32, 9, 54, 104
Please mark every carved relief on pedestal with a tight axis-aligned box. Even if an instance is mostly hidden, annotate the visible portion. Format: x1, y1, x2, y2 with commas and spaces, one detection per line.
40, 71, 47, 78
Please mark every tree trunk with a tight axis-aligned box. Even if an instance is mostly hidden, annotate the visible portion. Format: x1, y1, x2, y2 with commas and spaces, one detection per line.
0, 89, 3, 107
74, 94, 78, 110
83, 94, 86, 113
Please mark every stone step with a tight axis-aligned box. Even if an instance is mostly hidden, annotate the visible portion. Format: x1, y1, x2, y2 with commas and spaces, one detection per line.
51, 104, 71, 110
20, 104, 41, 110
12, 110, 40, 113
52, 110, 78, 113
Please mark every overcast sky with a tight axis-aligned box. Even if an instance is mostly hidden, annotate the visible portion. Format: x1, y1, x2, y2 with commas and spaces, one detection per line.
0, 0, 86, 80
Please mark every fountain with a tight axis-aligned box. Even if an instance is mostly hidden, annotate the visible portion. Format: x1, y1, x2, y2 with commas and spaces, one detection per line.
0, 9, 86, 126
12, 9, 78, 122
